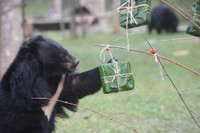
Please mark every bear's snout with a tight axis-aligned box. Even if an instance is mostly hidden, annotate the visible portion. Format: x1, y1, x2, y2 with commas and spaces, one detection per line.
73, 58, 80, 68
66, 58, 79, 71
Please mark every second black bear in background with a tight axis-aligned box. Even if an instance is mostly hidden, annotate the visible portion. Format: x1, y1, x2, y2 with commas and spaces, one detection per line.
73, 6, 98, 25
148, 4, 179, 34
73, 6, 91, 15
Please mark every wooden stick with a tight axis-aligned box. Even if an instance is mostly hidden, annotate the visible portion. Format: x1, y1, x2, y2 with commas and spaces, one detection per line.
33, 97, 140, 133
42, 75, 65, 120
191, 111, 200, 118
177, 86, 200, 93
159, 37, 200, 42
94, 44, 200, 77
160, 119, 182, 133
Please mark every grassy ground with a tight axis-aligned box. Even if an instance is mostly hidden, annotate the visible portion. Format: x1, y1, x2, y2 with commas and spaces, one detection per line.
38, 30, 200, 133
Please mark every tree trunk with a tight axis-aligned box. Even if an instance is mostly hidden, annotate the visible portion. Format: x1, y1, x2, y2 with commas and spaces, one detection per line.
112, 0, 120, 33
53, 0, 62, 18
69, 0, 77, 39
0, 0, 22, 78
53, 0, 65, 40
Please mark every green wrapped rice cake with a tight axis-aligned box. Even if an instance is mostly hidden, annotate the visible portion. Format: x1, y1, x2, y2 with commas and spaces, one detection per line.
99, 61, 134, 94
119, 0, 151, 29
186, 1, 200, 37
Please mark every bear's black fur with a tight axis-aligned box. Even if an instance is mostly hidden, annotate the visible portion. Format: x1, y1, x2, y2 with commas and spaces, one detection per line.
148, 4, 179, 34
0, 36, 102, 133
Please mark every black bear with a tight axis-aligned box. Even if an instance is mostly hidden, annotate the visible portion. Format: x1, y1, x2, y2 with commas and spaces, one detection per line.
73, 6, 98, 25
148, 4, 179, 34
73, 6, 91, 15
0, 36, 103, 133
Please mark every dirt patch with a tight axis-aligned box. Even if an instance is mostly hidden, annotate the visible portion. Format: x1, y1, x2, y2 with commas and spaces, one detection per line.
173, 50, 190, 56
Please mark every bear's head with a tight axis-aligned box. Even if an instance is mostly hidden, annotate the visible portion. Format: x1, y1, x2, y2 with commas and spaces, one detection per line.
18, 36, 79, 76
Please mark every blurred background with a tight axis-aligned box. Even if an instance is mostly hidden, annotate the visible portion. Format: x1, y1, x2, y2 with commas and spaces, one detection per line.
0, 0, 200, 132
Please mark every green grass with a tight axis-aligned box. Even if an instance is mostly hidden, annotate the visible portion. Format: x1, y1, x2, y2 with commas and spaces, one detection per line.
37, 31, 200, 133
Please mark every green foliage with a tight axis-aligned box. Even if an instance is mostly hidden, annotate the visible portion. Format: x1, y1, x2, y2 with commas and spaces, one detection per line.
40, 31, 200, 133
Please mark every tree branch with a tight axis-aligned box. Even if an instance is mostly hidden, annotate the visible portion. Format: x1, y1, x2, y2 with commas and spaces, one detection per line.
33, 97, 140, 133
140, 32, 200, 129
160, 0, 200, 30
94, 44, 200, 77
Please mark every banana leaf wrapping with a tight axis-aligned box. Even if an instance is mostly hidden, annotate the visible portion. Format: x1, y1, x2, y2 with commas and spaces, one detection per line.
99, 61, 134, 94
119, 0, 151, 29
186, 1, 200, 37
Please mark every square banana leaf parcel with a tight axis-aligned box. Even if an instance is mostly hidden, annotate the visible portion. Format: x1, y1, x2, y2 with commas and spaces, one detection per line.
186, 1, 200, 37
99, 61, 134, 94
119, 0, 151, 29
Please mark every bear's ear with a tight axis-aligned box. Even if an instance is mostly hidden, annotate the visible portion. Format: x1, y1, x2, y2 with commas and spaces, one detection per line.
18, 47, 33, 59
22, 35, 44, 46
18, 36, 45, 59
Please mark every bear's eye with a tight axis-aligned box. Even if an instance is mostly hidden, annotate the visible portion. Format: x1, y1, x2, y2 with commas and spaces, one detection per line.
60, 53, 66, 58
